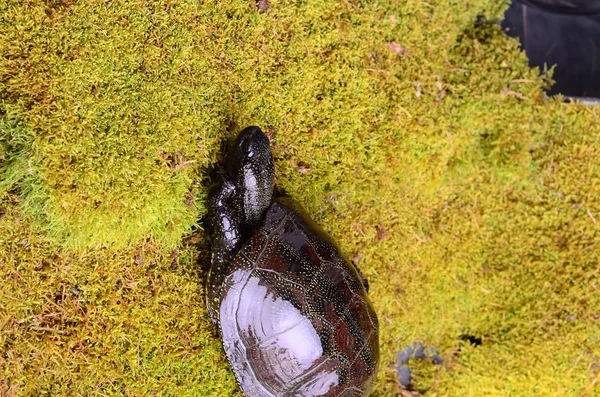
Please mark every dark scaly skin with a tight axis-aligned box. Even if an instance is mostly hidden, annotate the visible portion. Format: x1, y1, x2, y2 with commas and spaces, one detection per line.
207, 127, 379, 396
207, 126, 273, 322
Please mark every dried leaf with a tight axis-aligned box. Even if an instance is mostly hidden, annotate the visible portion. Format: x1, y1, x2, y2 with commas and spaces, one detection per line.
376, 224, 389, 242
290, 158, 311, 174
134, 253, 144, 266
257, 0, 271, 13
388, 41, 410, 56
185, 187, 194, 207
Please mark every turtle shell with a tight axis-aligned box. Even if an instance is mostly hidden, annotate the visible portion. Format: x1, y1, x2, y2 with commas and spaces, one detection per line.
218, 200, 379, 397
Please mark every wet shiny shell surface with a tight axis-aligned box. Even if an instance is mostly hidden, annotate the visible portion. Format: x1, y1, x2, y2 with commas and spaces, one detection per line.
219, 201, 379, 397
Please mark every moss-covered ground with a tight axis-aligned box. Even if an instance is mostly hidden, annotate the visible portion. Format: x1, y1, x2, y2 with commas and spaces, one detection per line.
1, 0, 599, 395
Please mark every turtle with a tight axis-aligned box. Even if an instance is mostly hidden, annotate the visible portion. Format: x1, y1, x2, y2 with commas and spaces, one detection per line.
206, 126, 379, 397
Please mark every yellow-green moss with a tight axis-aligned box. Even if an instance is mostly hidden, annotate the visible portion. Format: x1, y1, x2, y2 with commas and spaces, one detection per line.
1, 0, 599, 396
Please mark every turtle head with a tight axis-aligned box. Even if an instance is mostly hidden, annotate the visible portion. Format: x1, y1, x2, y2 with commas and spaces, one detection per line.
226, 126, 274, 226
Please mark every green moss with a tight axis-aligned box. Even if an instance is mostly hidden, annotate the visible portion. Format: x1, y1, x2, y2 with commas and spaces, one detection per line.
1, 0, 599, 395
0, 209, 237, 396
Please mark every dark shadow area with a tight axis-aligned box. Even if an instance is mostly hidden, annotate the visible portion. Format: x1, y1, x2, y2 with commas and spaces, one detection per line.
459, 334, 483, 346
502, 0, 600, 98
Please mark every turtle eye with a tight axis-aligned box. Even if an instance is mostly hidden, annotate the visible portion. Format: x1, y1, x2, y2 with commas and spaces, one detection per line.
238, 136, 253, 155
241, 140, 257, 159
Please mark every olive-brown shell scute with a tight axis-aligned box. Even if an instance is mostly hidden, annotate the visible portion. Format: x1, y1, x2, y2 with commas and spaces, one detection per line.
219, 201, 379, 397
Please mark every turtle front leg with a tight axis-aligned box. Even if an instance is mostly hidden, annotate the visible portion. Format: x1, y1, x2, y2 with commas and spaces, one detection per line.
206, 179, 244, 323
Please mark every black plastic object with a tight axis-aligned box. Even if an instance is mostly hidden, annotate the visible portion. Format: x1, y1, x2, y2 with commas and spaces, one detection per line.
502, 0, 600, 98
520, 0, 600, 14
